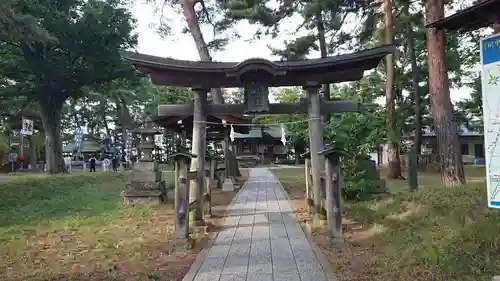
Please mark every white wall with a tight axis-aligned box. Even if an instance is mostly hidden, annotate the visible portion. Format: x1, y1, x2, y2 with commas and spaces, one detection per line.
370, 152, 379, 166
376, 138, 485, 166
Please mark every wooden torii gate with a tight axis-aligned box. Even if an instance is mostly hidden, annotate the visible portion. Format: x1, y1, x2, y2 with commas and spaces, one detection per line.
122, 44, 394, 229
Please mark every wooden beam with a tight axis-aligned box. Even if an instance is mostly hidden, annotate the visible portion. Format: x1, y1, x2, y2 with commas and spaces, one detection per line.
157, 100, 358, 117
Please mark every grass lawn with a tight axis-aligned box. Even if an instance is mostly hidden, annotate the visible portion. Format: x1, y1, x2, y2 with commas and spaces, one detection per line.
273, 166, 500, 281
0, 170, 208, 281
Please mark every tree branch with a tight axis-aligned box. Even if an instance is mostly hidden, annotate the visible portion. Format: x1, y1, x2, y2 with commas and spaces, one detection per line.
327, 11, 350, 46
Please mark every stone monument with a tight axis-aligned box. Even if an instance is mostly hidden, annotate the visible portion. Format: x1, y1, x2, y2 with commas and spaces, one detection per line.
122, 127, 165, 204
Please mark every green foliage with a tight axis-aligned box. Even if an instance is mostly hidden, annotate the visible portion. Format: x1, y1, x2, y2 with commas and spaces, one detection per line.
343, 170, 384, 200
274, 167, 500, 280
0, 173, 127, 229
456, 75, 483, 131
0, 0, 138, 172
223, 88, 244, 104
265, 84, 386, 199
1, 0, 138, 102
0, 171, 179, 278
0, 133, 10, 161
324, 104, 386, 199
272, 35, 318, 60
353, 168, 500, 281
273, 87, 304, 103
325, 108, 385, 156
0, 0, 54, 42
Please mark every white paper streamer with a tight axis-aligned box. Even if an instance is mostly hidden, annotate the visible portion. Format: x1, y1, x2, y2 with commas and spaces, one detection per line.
280, 124, 287, 146
230, 124, 235, 142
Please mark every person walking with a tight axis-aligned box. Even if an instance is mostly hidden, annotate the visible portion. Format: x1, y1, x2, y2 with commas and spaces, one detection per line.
112, 156, 118, 172
89, 155, 96, 172
18, 154, 25, 171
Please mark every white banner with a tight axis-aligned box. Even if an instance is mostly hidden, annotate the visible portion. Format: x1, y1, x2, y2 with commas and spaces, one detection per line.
21, 118, 33, 135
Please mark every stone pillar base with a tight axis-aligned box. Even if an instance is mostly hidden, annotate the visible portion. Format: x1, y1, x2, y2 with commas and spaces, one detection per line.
312, 213, 327, 227
168, 237, 193, 253
122, 161, 164, 204
122, 190, 164, 205
209, 179, 218, 190
222, 178, 234, 192
195, 225, 208, 236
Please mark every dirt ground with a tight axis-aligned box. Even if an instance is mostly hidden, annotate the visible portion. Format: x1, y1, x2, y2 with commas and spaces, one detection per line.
152, 171, 248, 281
281, 183, 374, 281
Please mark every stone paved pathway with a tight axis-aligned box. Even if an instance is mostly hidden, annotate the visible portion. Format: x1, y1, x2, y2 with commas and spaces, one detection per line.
185, 168, 334, 281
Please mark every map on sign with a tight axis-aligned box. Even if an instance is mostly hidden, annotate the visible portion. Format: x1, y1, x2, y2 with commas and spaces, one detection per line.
481, 34, 500, 208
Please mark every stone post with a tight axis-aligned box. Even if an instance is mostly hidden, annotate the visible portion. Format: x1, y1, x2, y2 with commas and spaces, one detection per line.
208, 154, 217, 186
318, 148, 344, 243
122, 126, 164, 204
170, 152, 196, 251
189, 87, 208, 229
300, 151, 313, 215
304, 84, 326, 225
204, 152, 216, 217
223, 128, 230, 180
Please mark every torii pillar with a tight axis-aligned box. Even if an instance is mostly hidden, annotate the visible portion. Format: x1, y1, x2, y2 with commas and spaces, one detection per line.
189, 87, 207, 229
304, 84, 326, 226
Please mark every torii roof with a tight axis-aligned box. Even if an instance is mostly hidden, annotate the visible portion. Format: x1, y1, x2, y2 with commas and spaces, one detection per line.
121, 45, 395, 88
426, 0, 500, 32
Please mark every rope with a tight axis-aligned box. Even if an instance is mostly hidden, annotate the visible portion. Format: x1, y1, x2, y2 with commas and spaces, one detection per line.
191, 117, 323, 127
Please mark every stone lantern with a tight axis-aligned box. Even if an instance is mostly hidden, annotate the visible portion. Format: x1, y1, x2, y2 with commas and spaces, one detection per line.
134, 127, 161, 162
122, 126, 164, 204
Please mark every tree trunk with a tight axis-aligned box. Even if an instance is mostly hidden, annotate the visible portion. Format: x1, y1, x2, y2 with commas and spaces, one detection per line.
102, 112, 111, 137
405, 4, 422, 155
121, 126, 128, 161
39, 98, 67, 174
117, 101, 132, 160
28, 135, 37, 169
425, 0, 466, 186
384, 0, 403, 179
181, 0, 242, 180
182, 1, 224, 104
316, 11, 331, 121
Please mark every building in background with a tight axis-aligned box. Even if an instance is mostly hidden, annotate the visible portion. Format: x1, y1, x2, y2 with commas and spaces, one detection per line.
232, 125, 289, 164
375, 125, 484, 166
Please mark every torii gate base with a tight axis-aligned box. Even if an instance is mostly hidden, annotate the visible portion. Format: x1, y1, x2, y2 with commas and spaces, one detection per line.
222, 178, 235, 192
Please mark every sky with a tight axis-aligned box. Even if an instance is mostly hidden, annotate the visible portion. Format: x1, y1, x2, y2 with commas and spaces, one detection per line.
131, 1, 471, 103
